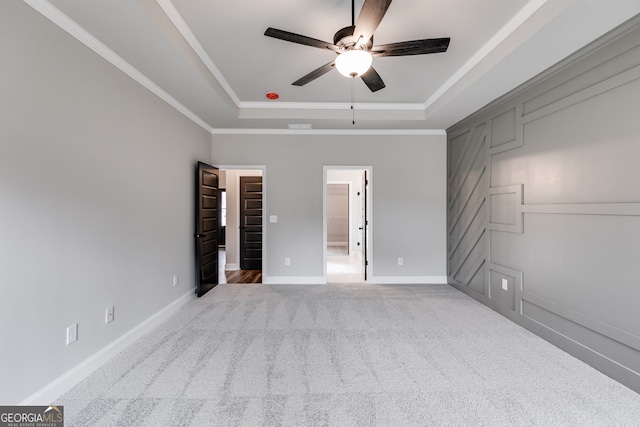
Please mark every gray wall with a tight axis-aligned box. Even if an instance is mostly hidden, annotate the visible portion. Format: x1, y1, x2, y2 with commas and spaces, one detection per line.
0, 2, 211, 404
212, 133, 447, 284
326, 184, 349, 246
447, 17, 640, 393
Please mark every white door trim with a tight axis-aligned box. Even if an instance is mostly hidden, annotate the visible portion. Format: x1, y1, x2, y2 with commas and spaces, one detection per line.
323, 166, 373, 284
214, 165, 266, 281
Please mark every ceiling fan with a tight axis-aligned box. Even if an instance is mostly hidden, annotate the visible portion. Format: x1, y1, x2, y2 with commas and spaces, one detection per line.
264, 0, 450, 92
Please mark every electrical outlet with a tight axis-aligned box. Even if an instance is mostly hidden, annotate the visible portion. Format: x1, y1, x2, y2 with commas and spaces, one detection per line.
66, 324, 78, 345
173, 274, 179, 287
398, 257, 404, 266
285, 257, 291, 266
501, 278, 508, 291
106, 306, 114, 324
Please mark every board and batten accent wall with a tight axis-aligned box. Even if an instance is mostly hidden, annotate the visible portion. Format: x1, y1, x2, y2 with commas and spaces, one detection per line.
447, 16, 640, 393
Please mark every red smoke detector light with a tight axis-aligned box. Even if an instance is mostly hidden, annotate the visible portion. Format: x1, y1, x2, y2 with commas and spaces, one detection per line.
265, 92, 279, 100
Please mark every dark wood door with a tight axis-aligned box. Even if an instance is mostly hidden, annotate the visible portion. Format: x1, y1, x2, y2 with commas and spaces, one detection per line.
195, 162, 219, 297
240, 176, 262, 270
362, 170, 368, 280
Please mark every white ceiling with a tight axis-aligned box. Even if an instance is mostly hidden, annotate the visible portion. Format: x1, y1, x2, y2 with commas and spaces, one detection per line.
28, 0, 640, 132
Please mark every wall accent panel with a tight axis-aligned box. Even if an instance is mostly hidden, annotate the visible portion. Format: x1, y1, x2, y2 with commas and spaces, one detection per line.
488, 263, 522, 313
488, 185, 523, 233
447, 122, 487, 294
447, 17, 640, 393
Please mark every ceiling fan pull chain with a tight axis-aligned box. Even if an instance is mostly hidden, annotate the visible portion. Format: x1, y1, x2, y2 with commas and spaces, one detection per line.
351, 0, 355, 26
351, 77, 356, 125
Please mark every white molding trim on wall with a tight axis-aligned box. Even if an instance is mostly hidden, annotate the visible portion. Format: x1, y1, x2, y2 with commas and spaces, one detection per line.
522, 203, 640, 216
370, 276, 448, 285
211, 129, 447, 136
19, 290, 195, 405
263, 276, 325, 285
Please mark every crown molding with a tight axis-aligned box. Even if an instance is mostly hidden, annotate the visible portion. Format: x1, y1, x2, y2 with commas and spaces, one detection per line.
237, 104, 426, 121
237, 102, 427, 121
23, 0, 213, 133
211, 128, 446, 136
155, 0, 241, 106
238, 101, 426, 110
424, 0, 554, 110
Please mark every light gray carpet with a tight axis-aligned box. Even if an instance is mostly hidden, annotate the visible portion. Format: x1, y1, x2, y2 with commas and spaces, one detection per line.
58, 283, 640, 426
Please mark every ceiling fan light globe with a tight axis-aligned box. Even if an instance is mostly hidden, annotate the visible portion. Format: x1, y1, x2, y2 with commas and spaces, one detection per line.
335, 50, 373, 78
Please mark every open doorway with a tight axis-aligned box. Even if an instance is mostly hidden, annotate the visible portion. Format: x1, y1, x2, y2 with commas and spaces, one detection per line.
324, 167, 371, 283
217, 168, 264, 284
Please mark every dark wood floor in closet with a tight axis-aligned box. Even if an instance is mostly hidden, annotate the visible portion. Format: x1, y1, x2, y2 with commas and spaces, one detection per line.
224, 269, 262, 284
219, 248, 262, 284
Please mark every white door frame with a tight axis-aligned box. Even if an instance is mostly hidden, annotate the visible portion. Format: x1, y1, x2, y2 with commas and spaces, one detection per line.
323, 166, 372, 283
214, 165, 267, 281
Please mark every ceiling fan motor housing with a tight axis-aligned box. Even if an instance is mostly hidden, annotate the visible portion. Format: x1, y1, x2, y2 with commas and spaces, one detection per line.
334, 25, 373, 51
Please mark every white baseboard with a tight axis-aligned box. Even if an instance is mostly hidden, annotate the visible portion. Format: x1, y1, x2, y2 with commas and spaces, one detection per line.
263, 276, 325, 285
370, 276, 448, 284
262, 276, 447, 285
327, 242, 348, 247
225, 263, 238, 271
20, 290, 195, 405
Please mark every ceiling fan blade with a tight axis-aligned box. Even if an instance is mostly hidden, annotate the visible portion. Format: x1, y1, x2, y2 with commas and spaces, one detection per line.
353, 0, 393, 46
265, 28, 339, 52
371, 38, 450, 57
360, 67, 385, 92
292, 61, 336, 86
